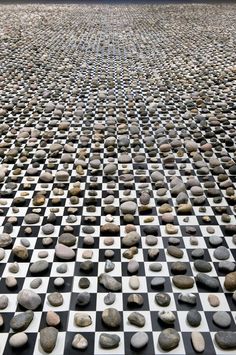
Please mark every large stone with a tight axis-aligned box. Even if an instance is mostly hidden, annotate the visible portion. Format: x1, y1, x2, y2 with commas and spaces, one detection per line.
55, 243, 75, 260
99, 333, 120, 349
215, 331, 236, 350
120, 201, 137, 215
98, 273, 122, 291
122, 231, 141, 247
17, 289, 41, 310
10, 310, 34, 332
40, 327, 58, 353
158, 328, 180, 351
224, 272, 236, 291
102, 308, 121, 328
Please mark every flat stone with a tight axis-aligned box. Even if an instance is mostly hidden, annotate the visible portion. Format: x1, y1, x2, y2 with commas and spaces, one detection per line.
24, 213, 40, 224
130, 332, 149, 349
129, 275, 140, 290
149, 263, 162, 272
167, 246, 183, 258
55, 244, 75, 260
0, 295, 9, 309
213, 311, 231, 328
30, 260, 49, 274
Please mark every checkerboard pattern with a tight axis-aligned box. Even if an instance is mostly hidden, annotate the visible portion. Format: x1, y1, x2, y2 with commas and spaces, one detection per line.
0, 3, 236, 355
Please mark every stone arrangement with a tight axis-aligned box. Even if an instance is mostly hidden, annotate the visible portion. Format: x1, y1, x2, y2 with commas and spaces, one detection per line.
0, 2, 236, 355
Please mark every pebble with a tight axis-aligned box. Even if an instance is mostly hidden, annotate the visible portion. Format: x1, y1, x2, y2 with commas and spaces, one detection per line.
130, 332, 149, 349
129, 275, 140, 290
213, 246, 230, 260
208, 294, 220, 307
187, 310, 202, 327
213, 311, 232, 328
191, 332, 205, 353
40, 327, 58, 353
215, 331, 236, 350
77, 292, 91, 306
74, 312, 92, 327
128, 312, 145, 327
104, 292, 116, 305
155, 292, 171, 307
158, 310, 176, 324
158, 328, 180, 351
10, 310, 34, 332
102, 308, 121, 328
17, 289, 41, 310
47, 292, 64, 307
224, 271, 236, 291
46, 311, 60, 326
72, 333, 88, 350
0, 295, 9, 309
99, 333, 120, 349
9, 332, 28, 348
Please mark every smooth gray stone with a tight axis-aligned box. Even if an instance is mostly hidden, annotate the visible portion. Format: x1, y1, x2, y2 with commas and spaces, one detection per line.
104, 292, 116, 305
218, 261, 235, 273
76, 292, 91, 306
215, 331, 236, 350
209, 236, 223, 246
187, 310, 202, 327
151, 277, 165, 288
105, 259, 115, 273
56, 264, 68, 273
130, 332, 149, 349
145, 235, 157, 246
213, 246, 230, 260
41, 224, 55, 235
10, 310, 34, 332
213, 311, 231, 328
99, 333, 120, 349
30, 260, 49, 274
24, 213, 40, 224
149, 263, 162, 272
102, 308, 121, 328
196, 273, 220, 291
191, 248, 204, 258
120, 201, 137, 215
194, 260, 212, 273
